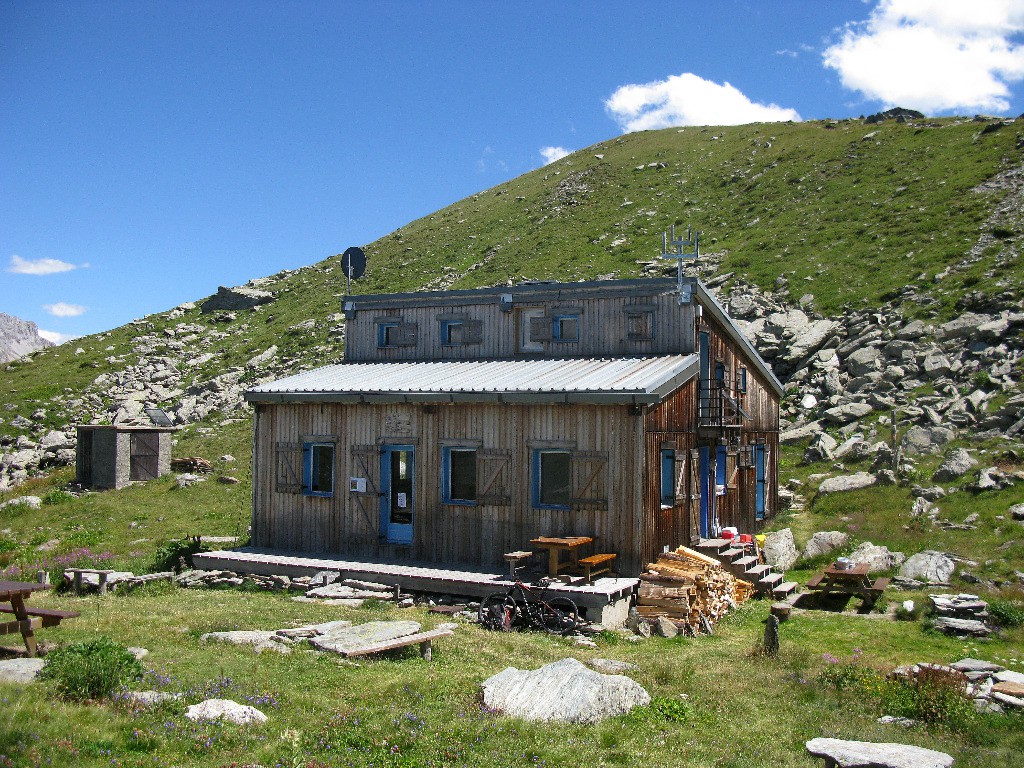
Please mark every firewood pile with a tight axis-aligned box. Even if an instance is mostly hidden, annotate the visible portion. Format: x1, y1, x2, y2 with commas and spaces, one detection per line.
636, 546, 753, 635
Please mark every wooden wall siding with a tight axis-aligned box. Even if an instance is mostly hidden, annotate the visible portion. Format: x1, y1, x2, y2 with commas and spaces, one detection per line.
251, 401, 651, 575
698, 320, 779, 433
344, 293, 698, 361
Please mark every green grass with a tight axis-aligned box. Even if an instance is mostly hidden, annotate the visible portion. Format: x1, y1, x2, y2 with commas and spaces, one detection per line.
1, 586, 1021, 768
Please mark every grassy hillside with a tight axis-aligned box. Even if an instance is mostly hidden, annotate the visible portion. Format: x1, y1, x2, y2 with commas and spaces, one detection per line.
1, 116, 1023, 768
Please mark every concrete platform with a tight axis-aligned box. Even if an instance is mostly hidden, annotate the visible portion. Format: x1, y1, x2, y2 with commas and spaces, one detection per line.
193, 547, 638, 628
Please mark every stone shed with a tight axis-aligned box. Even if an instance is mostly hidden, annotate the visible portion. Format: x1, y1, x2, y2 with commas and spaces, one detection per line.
75, 425, 176, 489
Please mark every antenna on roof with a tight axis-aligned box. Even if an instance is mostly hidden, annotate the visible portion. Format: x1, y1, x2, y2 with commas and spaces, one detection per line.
341, 246, 367, 296
660, 224, 699, 304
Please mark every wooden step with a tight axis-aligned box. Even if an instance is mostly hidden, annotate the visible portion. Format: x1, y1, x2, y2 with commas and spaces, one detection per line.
732, 556, 758, 570
696, 539, 730, 555
758, 572, 783, 590
719, 547, 743, 562
746, 564, 771, 579
773, 581, 799, 599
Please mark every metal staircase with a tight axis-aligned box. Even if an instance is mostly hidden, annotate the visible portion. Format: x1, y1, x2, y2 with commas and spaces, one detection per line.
696, 539, 799, 600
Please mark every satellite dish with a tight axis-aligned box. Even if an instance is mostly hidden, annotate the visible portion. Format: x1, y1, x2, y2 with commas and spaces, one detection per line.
341, 246, 366, 280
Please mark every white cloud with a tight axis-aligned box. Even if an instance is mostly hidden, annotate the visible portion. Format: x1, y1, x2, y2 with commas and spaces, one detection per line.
7, 255, 82, 275
823, 0, 1024, 114
37, 329, 78, 345
539, 146, 572, 165
43, 302, 87, 317
605, 73, 801, 132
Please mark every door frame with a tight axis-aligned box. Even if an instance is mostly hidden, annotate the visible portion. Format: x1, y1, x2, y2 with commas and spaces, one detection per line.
379, 444, 415, 545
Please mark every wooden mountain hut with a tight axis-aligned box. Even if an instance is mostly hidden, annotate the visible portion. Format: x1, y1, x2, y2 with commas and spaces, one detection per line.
244, 276, 782, 576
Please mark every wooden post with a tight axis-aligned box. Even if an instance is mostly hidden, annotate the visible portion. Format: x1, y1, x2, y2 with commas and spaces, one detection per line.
419, 639, 432, 661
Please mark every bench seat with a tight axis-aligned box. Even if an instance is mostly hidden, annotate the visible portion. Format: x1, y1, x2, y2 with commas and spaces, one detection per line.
0, 605, 80, 627
805, 574, 825, 589
578, 553, 617, 583
868, 577, 890, 593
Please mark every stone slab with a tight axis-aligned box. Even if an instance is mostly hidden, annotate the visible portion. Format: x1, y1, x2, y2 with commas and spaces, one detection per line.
805, 737, 953, 768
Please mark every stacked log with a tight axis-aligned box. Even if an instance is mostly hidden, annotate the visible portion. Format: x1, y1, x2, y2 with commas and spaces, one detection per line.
636, 546, 753, 634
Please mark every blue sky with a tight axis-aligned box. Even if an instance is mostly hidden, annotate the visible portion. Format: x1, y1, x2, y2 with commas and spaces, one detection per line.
3, 1, 1024, 341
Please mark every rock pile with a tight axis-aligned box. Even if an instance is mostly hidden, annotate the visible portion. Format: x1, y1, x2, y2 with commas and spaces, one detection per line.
892, 657, 1024, 713
929, 593, 992, 637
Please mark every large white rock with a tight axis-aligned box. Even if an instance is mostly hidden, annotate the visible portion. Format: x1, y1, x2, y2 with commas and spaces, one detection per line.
849, 542, 905, 572
200, 630, 291, 654
186, 698, 267, 725
0, 658, 44, 684
806, 737, 952, 768
933, 448, 978, 482
901, 426, 955, 456
481, 657, 650, 723
899, 551, 955, 584
801, 531, 849, 561
763, 528, 799, 571
817, 472, 876, 495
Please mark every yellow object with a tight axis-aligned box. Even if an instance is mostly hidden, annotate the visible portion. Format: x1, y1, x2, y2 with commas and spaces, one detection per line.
755, 534, 766, 547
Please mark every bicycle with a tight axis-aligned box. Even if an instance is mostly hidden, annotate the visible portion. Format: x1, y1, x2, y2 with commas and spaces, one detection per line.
478, 578, 581, 634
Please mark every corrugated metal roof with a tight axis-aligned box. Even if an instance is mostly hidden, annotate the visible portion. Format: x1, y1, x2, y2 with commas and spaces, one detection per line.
245, 355, 699, 405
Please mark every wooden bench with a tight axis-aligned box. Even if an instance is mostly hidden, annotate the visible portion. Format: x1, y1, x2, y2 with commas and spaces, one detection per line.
868, 577, 890, 593
338, 628, 455, 661
0, 605, 80, 627
503, 551, 534, 579
805, 573, 825, 590
578, 553, 616, 584
68, 568, 116, 595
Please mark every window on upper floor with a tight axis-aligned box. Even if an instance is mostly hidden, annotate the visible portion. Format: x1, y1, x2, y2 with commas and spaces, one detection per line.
625, 309, 655, 340
377, 319, 417, 348
552, 314, 579, 342
439, 317, 483, 346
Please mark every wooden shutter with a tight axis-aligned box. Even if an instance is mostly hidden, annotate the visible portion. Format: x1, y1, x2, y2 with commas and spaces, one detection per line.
673, 450, 688, 506
528, 315, 553, 342
571, 451, 608, 510
688, 448, 700, 501
275, 442, 303, 494
460, 319, 484, 344
396, 322, 418, 346
350, 445, 382, 532
477, 449, 511, 505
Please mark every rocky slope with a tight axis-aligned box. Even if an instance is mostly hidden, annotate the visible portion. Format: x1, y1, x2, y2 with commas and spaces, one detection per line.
0, 313, 53, 364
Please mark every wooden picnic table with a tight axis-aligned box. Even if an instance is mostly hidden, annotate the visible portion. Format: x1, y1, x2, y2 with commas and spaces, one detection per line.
806, 563, 889, 606
0, 579, 78, 657
529, 536, 593, 578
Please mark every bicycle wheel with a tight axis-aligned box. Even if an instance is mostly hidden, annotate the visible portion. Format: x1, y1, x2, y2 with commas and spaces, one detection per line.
542, 596, 580, 634
479, 593, 516, 631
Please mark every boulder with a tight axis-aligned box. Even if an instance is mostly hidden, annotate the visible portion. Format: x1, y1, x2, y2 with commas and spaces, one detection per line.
780, 421, 824, 444
200, 286, 275, 314
783, 320, 841, 365
899, 552, 955, 584
933, 448, 978, 481
823, 403, 873, 425
801, 531, 849, 561
817, 472, 876, 495
804, 432, 838, 463
0, 657, 44, 684
200, 630, 291, 654
846, 347, 882, 377
934, 616, 991, 637
1010, 503, 1024, 521
848, 542, 906, 572
805, 737, 952, 768
763, 528, 799, 571
901, 426, 955, 456
481, 657, 650, 723
185, 698, 268, 725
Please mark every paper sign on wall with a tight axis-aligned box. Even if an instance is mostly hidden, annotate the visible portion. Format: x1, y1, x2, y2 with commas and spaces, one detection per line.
397, 492, 408, 508
349, 477, 367, 493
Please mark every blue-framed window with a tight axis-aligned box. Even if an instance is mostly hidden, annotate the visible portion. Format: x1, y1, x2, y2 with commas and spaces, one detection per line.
532, 449, 571, 509
552, 314, 579, 342
754, 444, 767, 520
442, 446, 477, 504
660, 449, 675, 508
738, 366, 748, 393
302, 442, 335, 497
440, 319, 463, 346
377, 321, 401, 347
